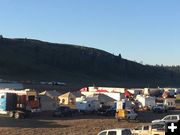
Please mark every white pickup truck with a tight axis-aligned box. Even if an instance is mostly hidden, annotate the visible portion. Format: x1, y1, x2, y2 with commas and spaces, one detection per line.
152, 114, 180, 124
97, 128, 133, 135
132, 123, 165, 135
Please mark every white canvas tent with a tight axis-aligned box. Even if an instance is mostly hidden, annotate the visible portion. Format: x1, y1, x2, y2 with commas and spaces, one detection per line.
39, 90, 60, 111
103, 92, 125, 101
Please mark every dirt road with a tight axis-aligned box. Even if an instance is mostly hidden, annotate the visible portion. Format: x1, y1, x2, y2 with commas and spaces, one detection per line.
0, 110, 179, 135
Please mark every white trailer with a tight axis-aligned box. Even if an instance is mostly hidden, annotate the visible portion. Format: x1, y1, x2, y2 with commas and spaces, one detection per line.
76, 100, 100, 112
164, 98, 176, 109
136, 95, 156, 109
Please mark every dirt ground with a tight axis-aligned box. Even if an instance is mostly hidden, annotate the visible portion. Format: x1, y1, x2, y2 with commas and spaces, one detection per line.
0, 110, 180, 135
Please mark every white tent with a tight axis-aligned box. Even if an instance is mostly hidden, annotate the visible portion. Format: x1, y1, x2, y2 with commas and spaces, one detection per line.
39, 90, 60, 111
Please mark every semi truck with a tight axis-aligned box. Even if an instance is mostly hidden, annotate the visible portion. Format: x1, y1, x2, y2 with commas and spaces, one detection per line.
0, 89, 40, 119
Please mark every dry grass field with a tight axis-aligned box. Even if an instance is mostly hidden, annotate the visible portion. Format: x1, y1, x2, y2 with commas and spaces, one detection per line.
1, 110, 180, 135
0, 115, 142, 135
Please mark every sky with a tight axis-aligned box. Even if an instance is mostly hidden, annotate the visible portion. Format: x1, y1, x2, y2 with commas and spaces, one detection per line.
0, 0, 179, 65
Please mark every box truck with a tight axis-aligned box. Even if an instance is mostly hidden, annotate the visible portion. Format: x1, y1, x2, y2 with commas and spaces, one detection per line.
0, 89, 40, 119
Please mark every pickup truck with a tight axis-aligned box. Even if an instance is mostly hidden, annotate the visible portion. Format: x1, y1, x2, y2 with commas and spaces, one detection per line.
152, 114, 180, 124
115, 109, 137, 121
152, 103, 168, 113
52, 106, 78, 117
97, 128, 133, 135
132, 123, 165, 135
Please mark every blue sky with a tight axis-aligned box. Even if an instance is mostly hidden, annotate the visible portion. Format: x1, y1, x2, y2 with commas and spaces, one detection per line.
0, 0, 179, 65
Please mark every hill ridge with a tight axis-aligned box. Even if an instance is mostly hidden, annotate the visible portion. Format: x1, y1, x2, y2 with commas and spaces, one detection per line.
0, 36, 179, 87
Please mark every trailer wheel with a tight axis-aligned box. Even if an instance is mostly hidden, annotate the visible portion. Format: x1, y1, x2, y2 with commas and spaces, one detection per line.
9, 111, 14, 118
14, 112, 20, 119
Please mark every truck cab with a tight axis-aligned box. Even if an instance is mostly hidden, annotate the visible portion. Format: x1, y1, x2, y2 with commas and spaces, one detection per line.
97, 128, 132, 135
0, 89, 41, 119
132, 123, 165, 135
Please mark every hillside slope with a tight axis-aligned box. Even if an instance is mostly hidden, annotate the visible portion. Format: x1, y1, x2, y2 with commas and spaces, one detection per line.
0, 37, 179, 87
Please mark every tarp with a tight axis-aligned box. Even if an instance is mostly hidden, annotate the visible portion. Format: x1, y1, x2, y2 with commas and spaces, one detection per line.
124, 90, 133, 98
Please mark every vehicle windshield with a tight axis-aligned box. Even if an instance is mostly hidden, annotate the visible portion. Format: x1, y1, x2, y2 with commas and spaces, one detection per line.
122, 129, 132, 135
135, 126, 142, 130
156, 104, 163, 107
163, 116, 171, 120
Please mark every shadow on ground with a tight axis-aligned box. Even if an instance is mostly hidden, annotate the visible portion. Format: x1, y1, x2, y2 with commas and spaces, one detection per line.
0, 116, 69, 128
23, 110, 180, 122
1, 110, 179, 128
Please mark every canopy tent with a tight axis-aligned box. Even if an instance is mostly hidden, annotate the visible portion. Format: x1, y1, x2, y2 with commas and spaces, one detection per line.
58, 92, 76, 106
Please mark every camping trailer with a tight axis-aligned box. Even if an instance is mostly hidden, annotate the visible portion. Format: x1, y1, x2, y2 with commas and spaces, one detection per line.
163, 98, 176, 109
136, 95, 156, 109
76, 100, 100, 112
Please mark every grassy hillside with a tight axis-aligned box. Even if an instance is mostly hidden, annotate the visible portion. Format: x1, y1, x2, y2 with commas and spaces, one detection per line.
0, 37, 179, 87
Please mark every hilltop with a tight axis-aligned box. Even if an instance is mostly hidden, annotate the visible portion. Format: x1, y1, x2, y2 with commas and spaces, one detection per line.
0, 36, 179, 87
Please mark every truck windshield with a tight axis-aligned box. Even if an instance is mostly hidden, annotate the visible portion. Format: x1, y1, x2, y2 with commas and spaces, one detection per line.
163, 116, 171, 120
144, 126, 149, 130
99, 131, 106, 135
28, 96, 35, 101
108, 131, 116, 135
122, 130, 131, 135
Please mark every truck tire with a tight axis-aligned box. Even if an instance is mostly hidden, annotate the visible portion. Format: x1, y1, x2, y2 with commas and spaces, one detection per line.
14, 112, 20, 119
9, 111, 14, 118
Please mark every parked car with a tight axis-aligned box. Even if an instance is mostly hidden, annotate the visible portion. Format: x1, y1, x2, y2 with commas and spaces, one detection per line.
97, 106, 116, 116
97, 128, 132, 135
152, 103, 167, 113
152, 114, 180, 124
53, 106, 75, 117
105, 108, 116, 116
